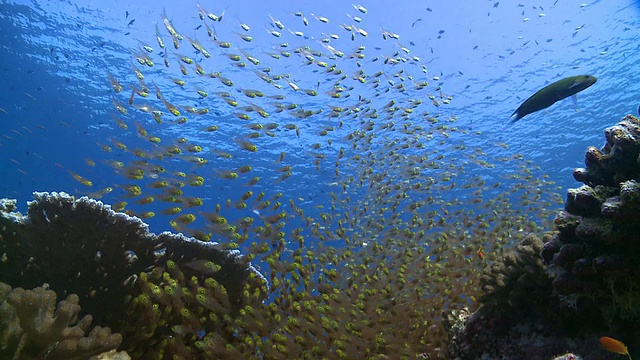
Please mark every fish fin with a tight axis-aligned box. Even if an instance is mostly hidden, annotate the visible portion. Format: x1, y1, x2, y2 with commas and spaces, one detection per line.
572, 94, 583, 112
508, 111, 519, 123
568, 80, 581, 89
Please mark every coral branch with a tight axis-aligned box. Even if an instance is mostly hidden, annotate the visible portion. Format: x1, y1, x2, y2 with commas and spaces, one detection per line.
0, 282, 122, 360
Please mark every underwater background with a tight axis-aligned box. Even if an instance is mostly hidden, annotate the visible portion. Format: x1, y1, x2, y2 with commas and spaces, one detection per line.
2, 0, 639, 213
1, 0, 640, 358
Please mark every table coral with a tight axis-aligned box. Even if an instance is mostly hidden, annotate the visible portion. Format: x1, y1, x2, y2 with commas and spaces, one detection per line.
0, 192, 267, 356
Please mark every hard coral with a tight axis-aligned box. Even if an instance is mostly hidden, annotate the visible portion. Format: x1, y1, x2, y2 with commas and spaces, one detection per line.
447, 230, 616, 359
0, 281, 122, 360
479, 233, 550, 310
546, 115, 640, 325
0, 192, 267, 357
448, 233, 573, 358
448, 115, 640, 359
573, 115, 640, 186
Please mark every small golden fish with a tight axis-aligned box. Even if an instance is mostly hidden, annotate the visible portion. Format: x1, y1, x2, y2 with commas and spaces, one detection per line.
599, 337, 632, 359
106, 72, 123, 93
69, 171, 93, 186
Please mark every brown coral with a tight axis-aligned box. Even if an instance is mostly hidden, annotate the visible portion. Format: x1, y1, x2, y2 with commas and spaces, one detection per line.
479, 233, 551, 309
0, 282, 122, 360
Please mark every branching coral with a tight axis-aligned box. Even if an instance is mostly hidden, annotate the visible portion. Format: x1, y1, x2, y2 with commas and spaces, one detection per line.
0, 281, 122, 360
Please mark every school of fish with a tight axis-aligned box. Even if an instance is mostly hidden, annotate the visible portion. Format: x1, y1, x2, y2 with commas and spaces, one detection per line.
59, 3, 567, 357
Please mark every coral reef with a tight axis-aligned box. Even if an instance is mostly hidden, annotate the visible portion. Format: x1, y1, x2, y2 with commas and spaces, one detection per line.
546, 115, 640, 327
0, 192, 267, 356
0, 281, 122, 360
479, 232, 551, 311
447, 115, 640, 359
10, 115, 640, 360
446, 233, 597, 359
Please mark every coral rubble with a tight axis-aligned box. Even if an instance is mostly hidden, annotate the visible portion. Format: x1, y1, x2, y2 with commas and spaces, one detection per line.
0, 192, 267, 356
0, 281, 122, 360
448, 115, 640, 359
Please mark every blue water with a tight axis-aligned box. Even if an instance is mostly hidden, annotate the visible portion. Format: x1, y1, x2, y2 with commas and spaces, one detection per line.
0, 0, 638, 257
